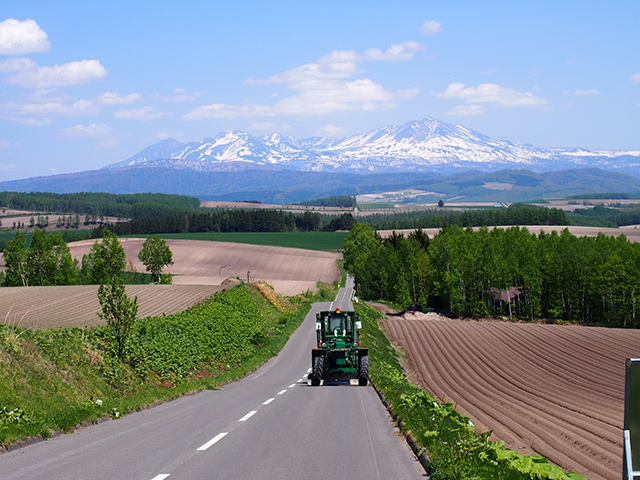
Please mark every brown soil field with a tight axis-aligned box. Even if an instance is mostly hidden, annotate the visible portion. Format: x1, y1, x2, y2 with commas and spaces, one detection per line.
67, 238, 340, 297
378, 225, 640, 243
0, 284, 227, 329
0, 239, 339, 329
380, 313, 640, 480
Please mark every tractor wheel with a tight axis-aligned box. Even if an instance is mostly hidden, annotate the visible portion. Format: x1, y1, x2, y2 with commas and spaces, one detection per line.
358, 355, 369, 386
311, 355, 323, 386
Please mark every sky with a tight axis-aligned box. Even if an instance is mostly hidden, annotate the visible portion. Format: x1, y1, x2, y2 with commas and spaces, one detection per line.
0, 1, 639, 181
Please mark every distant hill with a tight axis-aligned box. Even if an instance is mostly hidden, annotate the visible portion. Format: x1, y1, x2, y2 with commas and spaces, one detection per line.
1, 165, 639, 204
2, 116, 639, 203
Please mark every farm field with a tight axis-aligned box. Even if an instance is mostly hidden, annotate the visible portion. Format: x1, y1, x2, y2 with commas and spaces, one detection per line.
378, 224, 640, 243
68, 238, 341, 296
380, 313, 640, 480
200, 200, 352, 215
0, 283, 225, 329
134, 231, 349, 251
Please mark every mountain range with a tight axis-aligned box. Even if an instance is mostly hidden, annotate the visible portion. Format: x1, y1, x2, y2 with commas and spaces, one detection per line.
2, 117, 640, 203
107, 117, 640, 175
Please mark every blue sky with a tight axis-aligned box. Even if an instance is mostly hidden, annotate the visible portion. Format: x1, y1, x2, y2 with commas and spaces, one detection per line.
0, 1, 639, 181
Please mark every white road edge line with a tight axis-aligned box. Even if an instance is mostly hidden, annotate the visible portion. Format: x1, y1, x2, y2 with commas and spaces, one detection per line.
277, 389, 287, 395
239, 410, 257, 422
263, 397, 275, 405
151, 475, 170, 480
197, 432, 228, 451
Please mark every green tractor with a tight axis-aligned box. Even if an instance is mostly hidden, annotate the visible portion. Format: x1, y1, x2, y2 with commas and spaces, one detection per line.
310, 308, 369, 386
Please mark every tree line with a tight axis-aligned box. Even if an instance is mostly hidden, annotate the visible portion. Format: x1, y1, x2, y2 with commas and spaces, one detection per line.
344, 223, 640, 328
1, 229, 173, 287
98, 209, 330, 236
0, 191, 200, 218
359, 203, 569, 230
299, 195, 356, 208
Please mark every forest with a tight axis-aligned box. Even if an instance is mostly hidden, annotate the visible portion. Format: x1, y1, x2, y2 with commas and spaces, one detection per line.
360, 203, 569, 230
344, 223, 640, 328
0, 192, 200, 218
101, 209, 323, 235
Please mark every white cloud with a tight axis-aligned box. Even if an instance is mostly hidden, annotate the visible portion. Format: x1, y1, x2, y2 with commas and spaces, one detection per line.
249, 49, 361, 87
186, 41, 426, 121
420, 20, 443, 36
445, 104, 487, 116
396, 87, 421, 99
4, 98, 100, 118
0, 162, 17, 172
1, 58, 107, 88
436, 82, 548, 107
316, 124, 345, 137
59, 123, 115, 139
0, 19, 50, 55
0, 139, 20, 150
96, 92, 141, 105
364, 41, 426, 61
574, 89, 598, 95
633, 73, 640, 83
161, 88, 201, 103
114, 106, 170, 121
59, 123, 121, 147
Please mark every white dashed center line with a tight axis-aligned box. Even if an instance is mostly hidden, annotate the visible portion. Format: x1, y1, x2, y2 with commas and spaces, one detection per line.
151, 475, 170, 480
197, 432, 228, 451
263, 397, 275, 405
277, 389, 287, 395
239, 410, 257, 422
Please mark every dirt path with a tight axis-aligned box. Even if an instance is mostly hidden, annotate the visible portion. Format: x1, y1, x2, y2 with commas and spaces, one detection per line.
380, 312, 639, 480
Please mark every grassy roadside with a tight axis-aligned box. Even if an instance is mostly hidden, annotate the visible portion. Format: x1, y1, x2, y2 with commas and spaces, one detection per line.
0, 280, 340, 449
357, 302, 588, 480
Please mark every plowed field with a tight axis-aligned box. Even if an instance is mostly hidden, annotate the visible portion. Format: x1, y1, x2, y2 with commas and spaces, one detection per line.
0, 284, 226, 329
380, 313, 640, 480
68, 238, 340, 296
0, 239, 339, 329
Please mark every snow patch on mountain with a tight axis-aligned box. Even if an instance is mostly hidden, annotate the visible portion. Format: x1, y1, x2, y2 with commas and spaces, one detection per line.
105, 117, 640, 174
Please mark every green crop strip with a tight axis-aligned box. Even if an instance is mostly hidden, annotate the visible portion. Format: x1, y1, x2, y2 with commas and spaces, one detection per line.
357, 302, 588, 480
124, 231, 349, 251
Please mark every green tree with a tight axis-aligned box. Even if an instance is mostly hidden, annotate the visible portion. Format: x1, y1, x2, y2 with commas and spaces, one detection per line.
3, 231, 28, 286
343, 223, 385, 300
23, 229, 77, 286
82, 229, 126, 284
138, 236, 174, 283
97, 278, 138, 359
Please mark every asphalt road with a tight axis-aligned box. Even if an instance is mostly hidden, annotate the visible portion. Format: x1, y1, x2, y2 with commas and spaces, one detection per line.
0, 277, 425, 479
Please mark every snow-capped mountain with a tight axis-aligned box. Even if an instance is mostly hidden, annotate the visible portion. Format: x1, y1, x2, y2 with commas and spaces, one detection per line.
106, 117, 640, 174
